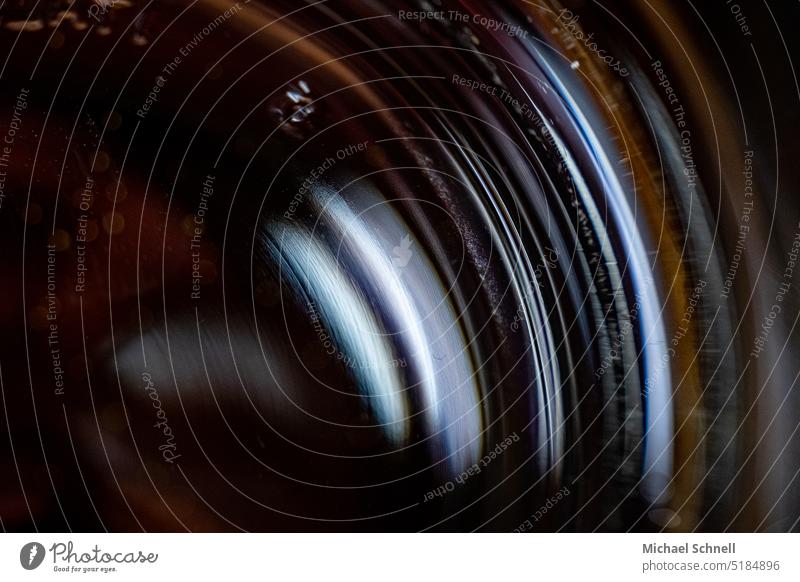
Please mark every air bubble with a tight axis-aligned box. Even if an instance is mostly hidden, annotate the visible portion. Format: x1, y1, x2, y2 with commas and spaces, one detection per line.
269, 80, 317, 140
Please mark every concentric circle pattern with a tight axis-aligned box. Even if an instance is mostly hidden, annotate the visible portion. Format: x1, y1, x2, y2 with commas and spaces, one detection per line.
1, 0, 799, 532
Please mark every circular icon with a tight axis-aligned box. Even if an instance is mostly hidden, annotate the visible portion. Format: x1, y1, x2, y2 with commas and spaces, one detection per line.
19, 542, 45, 570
